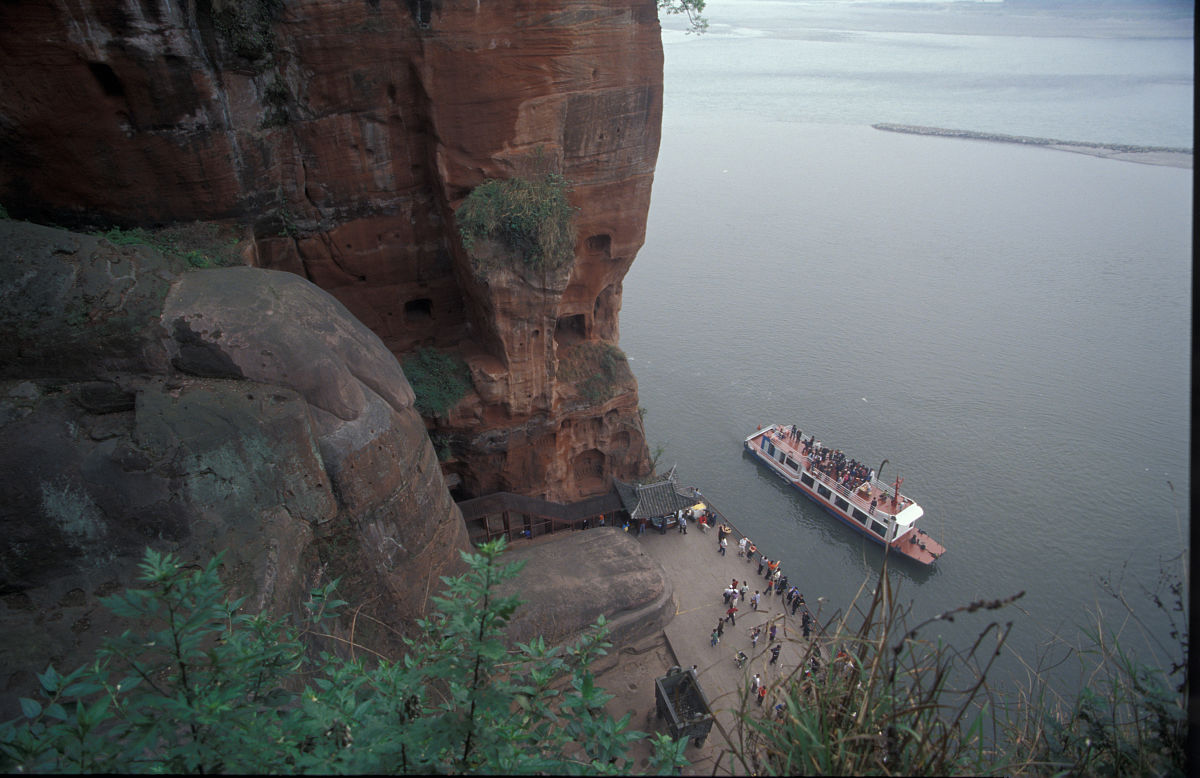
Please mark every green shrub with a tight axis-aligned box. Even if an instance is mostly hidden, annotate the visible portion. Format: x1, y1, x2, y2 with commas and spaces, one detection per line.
402, 347, 472, 418
455, 172, 577, 273
0, 543, 689, 774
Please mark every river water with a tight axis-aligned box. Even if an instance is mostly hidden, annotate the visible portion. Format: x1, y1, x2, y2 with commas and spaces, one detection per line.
621, 0, 1192, 693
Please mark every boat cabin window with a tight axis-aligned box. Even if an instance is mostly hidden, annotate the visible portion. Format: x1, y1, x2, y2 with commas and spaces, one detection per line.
776, 449, 786, 463
785, 457, 798, 471
869, 520, 887, 538
766, 442, 776, 456
800, 473, 814, 487
817, 485, 831, 499
834, 496, 849, 512
852, 508, 869, 524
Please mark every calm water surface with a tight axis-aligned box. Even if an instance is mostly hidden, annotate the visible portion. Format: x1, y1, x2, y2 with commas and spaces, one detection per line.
622, 1, 1192, 690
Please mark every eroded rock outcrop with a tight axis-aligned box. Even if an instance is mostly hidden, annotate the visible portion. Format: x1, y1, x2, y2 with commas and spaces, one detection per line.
0, 0, 661, 501
0, 221, 470, 717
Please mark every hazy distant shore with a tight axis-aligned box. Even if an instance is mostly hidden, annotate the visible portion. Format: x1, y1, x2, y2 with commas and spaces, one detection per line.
873, 123, 1193, 169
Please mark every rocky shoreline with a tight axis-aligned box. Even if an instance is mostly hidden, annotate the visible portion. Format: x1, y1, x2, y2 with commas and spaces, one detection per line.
872, 123, 1193, 169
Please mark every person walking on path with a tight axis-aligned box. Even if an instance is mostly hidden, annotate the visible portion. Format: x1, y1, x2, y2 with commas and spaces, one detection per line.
710, 628, 720, 647
738, 537, 748, 557
769, 623, 778, 643
726, 605, 738, 626
719, 536, 728, 556
751, 626, 761, 648
678, 514, 688, 534
757, 684, 768, 706
730, 588, 740, 607
739, 583, 749, 603
723, 586, 735, 605
751, 673, 761, 695
791, 595, 802, 615
746, 543, 756, 564
717, 619, 725, 640
757, 556, 767, 576
752, 591, 761, 611
769, 644, 782, 665
802, 611, 812, 639
777, 574, 789, 597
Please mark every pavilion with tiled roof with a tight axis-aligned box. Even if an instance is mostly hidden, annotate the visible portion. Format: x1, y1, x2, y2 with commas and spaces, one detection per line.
613, 466, 701, 522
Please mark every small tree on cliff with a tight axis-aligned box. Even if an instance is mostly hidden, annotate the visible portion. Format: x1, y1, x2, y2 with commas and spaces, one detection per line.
659, 0, 708, 34
0, 542, 688, 774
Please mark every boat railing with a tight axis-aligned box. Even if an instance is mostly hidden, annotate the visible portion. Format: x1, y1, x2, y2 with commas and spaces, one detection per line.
764, 428, 906, 518
807, 460, 898, 518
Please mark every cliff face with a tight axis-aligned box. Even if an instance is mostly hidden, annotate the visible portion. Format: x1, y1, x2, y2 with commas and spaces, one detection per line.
0, 0, 661, 501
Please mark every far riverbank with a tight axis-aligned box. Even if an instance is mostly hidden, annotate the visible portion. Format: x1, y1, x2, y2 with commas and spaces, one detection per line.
873, 123, 1193, 168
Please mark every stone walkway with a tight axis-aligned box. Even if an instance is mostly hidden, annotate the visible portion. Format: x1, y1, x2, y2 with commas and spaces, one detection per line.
603, 520, 830, 775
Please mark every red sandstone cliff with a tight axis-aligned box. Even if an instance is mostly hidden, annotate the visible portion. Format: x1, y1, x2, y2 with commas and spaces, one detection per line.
0, 0, 660, 501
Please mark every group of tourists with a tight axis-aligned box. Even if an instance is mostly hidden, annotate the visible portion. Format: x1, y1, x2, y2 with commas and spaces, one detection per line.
802, 439, 873, 494
703, 515, 831, 719
771, 423, 884, 503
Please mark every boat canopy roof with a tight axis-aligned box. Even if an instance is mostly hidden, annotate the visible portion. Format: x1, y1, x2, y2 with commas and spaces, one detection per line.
893, 502, 924, 528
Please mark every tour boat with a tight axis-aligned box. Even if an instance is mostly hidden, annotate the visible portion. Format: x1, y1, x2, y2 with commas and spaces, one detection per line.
744, 424, 945, 565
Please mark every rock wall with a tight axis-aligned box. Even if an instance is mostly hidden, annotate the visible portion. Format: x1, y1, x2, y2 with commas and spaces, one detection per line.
0, 221, 470, 717
0, 0, 661, 501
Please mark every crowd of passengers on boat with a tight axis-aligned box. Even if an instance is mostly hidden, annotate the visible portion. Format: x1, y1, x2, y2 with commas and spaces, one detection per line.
775, 425, 875, 495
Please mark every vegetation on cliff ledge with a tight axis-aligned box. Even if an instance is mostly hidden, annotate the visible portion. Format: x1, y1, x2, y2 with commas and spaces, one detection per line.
455, 171, 577, 275
94, 222, 244, 269
0, 542, 689, 773
558, 342, 631, 404
402, 346, 472, 418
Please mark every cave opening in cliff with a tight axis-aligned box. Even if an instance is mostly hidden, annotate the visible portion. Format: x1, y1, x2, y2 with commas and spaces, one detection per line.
87, 62, 125, 97
404, 298, 433, 322
585, 233, 612, 259
554, 314, 586, 349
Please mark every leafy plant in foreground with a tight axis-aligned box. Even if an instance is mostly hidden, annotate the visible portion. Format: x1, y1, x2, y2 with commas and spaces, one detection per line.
1, 541, 689, 774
